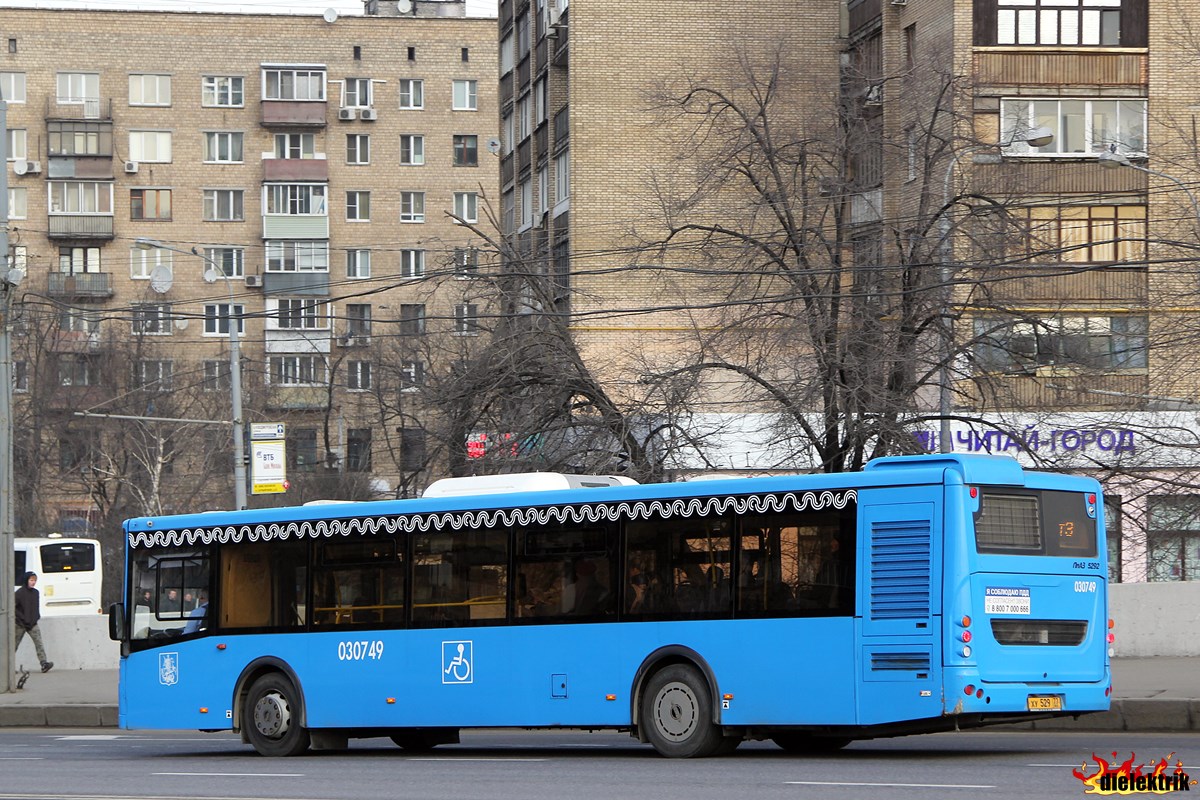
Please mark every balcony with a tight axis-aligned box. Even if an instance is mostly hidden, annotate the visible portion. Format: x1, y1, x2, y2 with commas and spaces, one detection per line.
261, 100, 327, 127
48, 216, 114, 240
264, 386, 329, 411
44, 96, 113, 121
47, 272, 113, 299
964, 371, 1149, 412
262, 214, 329, 239
262, 272, 331, 296
974, 50, 1147, 89
263, 158, 329, 182
982, 265, 1148, 304
47, 330, 101, 354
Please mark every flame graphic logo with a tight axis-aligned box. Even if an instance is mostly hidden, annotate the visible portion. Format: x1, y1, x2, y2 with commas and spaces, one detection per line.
1072, 752, 1195, 795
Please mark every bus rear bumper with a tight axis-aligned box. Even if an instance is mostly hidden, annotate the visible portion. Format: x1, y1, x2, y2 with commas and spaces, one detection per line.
943, 665, 1112, 716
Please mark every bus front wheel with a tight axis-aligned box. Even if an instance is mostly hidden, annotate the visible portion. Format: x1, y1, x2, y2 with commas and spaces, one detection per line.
243, 673, 310, 757
640, 664, 726, 758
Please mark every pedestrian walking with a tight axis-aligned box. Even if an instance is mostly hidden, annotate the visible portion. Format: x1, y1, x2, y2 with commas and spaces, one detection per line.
14, 571, 53, 673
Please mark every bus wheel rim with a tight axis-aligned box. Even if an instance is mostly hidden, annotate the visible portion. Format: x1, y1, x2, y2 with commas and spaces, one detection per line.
253, 691, 291, 739
653, 682, 699, 741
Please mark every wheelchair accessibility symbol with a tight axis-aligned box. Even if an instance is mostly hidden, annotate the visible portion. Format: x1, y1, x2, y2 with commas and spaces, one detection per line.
442, 640, 473, 684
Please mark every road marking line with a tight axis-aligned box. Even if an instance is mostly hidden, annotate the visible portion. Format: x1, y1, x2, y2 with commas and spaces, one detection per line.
1029, 762, 1196, 769
55, 736, 123, 741
0, 757, 44, 760
785, 781, 997, 789
152, 772, 304, 778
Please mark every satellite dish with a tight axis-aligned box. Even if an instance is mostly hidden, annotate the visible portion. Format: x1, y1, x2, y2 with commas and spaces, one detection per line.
174, 317, 189, 331
397, 0, 413, 12
12, 160, 27, 176
486, 137, 502, 155
203, 267, 222, 284
149, 265, 174, 294
323, 7, 339, 23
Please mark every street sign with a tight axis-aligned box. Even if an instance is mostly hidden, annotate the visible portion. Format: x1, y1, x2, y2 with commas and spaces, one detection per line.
251, 422, 286, 441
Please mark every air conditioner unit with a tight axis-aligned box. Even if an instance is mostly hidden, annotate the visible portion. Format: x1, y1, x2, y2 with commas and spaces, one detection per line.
359, 108, 377, 121
124, 161, 139, 174
891, 0, 906, 6
244, 274, 262, 288
337, 334, 370, 347
337, 107, 355, 121
25, 160, 41, 174
862, 84, 883, 106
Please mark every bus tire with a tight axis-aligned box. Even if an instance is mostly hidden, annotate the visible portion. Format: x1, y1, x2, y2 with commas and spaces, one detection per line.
771, 734, 851, 754
243, 673, 310, 757
640, 664, 724, 758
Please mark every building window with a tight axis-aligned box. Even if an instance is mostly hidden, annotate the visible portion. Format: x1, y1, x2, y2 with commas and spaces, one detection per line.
1147, 496, 1200, 581
203, 303, 245, 335
399, 304, 425, 335
400, 428, 426, 471
13, 360, 28, 392
453, 134, 478, 166
995, 0, 1124, 47
1007, 205, 1146, 264
346, 190, 371, 221
129, 74, 171, 106
454, 303, 479, 335
555, 150, 570, 203
400, 249, 425, 279
500, 33, 514, 74
132, 303, 172, 335
266, 241, 329, 272
347, 362, 372, 392
48, 121, 111, 156
517, 95, 530, 140
129, 130, 172, 163
346, 304, 372, 336
49, 181, 113, 215
130, 188, 172, 221
400, 134, 425, 165
289, 427, 319, 470
59, 431, 100, 470
271, 355, 326, 386
273, 298, 330, 330
263, 67, 326, 101
202, 75, 244, 107
346, 249, 371, 278
453, 191, 478, 223
0, 72, 25, 104
60, 246, 101, 274
400, 191, 425, 223
203, 246, 245, 279
400, 359, 425, 390
203, 360, 231, 391
346, 428, 372, 470
398, 79, 423, 109
1002, 98, 1146, 156
204, 132, 244, 163
454, 247, 478, 276
973, 314, 1148, 374
535, 78, 546, 125
343, 77, 371, 108
134, 360, 174, 391
203, 189, 244, 221
130, 247, 171, 280
502, 113, 514, 155
461, 47, 470, 62
519, 178, 532, 227
346, 134, 370, 164
266, 184, 327, 215
56, 72, 99, 104
274, 133, 317, 159
452, 79, 477, 111
57, 356, 99, 388
8, 188, 26, 220
5, 129, 26, 162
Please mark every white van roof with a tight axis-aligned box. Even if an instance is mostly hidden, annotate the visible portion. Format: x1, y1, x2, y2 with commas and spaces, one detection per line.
422, 472, 638, 498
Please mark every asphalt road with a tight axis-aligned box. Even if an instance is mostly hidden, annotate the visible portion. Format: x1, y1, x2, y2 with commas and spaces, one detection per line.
0, 729, 1195, 800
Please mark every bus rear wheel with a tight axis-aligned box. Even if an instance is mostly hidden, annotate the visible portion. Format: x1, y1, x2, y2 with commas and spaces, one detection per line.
243, 673, 310, 757
640, 664, 726, 758
771, 733, 851, 754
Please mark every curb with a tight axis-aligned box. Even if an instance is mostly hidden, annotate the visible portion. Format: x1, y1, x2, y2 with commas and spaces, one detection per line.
0, 700, 1193, 731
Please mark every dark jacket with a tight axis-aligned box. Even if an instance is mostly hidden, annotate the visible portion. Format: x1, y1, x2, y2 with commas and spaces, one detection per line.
15, 584, 40, 631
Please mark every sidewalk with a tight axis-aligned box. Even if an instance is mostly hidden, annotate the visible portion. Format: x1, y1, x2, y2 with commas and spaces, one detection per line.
0, 659, 1195, 729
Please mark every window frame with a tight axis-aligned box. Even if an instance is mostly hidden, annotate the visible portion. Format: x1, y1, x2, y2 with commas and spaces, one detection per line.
202, 188, 245, 222
262, 67, 327, 102
453, 134, 479, 167
270, 354, 328, 386
346, 133, 370, 165
129, 130, 173, 164
346, 190, 371, 222
265, 241, 330, 273
454, 191, 478, 223
452, 79, 478, 111
398, 79, 424, 110
400, 134, 425, 166
202, 75, 245, 108
1001, 97, 1147, 157
130, 188, 173, 221
400, 249, 425, 279
400, 191, 426, 223
203, 303, 246, 336
49, 181, 114, 216
346, 249, 371, 279
132, 303, 173, 336
0, 72, 25, 104
203, 131, 244, 164
129, 74, 171, 107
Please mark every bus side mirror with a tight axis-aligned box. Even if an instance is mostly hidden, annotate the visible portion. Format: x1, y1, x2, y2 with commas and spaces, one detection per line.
108, 603, 126, 642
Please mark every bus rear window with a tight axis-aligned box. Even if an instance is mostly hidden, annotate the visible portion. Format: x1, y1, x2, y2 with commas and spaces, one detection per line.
39, 542, 96, 572
975, 490, 1097, 557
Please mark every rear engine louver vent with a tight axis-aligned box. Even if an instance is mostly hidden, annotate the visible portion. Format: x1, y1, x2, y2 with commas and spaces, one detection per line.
869, 519, 932, 620
869, 651, 932, 672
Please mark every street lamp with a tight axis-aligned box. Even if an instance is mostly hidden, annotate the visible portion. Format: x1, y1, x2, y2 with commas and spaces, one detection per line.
134, 238, 247, 510
1098, 149, 1200, 238
936, 126, 1054, 453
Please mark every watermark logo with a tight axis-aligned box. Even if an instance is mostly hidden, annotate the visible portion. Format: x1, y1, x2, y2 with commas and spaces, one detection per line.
1073, 752, 1195, 794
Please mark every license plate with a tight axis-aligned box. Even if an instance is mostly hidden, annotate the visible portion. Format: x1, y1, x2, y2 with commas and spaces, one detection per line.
1027, 695, 1063, 711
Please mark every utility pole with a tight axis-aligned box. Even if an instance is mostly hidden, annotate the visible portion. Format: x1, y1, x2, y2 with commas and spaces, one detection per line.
1, 93, 14, 693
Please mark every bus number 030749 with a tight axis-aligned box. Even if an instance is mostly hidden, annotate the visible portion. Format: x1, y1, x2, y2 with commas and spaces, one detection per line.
338, 640, 384, 661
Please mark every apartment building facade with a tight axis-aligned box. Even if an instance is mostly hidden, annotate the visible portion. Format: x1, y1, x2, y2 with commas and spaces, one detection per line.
2, 5, 498, 537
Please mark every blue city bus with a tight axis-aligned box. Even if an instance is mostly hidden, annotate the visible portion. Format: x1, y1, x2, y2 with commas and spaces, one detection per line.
107, 453, 1111, 757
